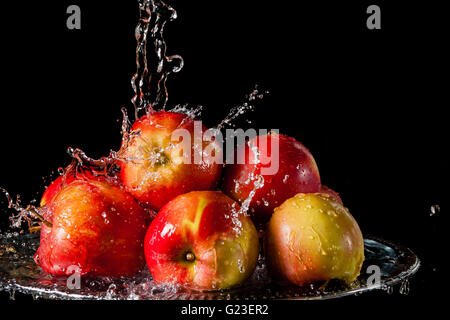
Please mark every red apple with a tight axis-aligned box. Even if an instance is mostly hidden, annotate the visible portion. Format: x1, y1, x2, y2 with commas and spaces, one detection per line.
35, 176, 149, 277
40, 170, 96, 207
264, 193, 364, 286
222, 133, 321, 224
144, 191, 259, 290
41, 171, 78, 207
119, 111, 222, 211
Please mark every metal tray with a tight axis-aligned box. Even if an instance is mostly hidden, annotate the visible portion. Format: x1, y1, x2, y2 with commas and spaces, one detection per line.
0, 233, 419, 300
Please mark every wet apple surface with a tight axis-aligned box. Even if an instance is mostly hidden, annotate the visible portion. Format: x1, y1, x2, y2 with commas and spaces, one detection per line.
0, 232, 420, 299
265, 193, 364, 286
144, 191, 259, 290
223, 133, 322, 224
36, 176, 149, 277
120, 111, 223, 211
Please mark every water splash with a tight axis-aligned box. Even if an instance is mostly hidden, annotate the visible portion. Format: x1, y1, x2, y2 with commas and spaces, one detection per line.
169, 104, 204, 124
1, 188, 49, 230
215, 86, 268, 131
114, 85, 268, 182
208, 86, 269, 220
105, 283, 117, 299
131, 0, 184, 118
66, 147, 119, 179
0, 144, 125, 232
237, 142, 265, 216
9, 288, 15, 300
430, 204, 440, 216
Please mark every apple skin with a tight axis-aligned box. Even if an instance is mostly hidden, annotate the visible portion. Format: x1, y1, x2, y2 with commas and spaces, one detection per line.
35, 178, 149, 277
40, 171, 82, 207
222, 133, 321, 224
144, 191, 259, 290
120, 111, 223, 211
40, 170, 106, 207
320, 185, 343, 205
264, 193, 364, 286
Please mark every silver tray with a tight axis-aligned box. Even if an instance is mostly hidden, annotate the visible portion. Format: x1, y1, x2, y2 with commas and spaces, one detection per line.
0, 233, 419, 300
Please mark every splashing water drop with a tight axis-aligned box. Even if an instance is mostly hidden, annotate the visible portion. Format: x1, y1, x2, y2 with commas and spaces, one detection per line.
238, 259, 246, 273
384, 285, 394, 295
230, 140, 266, 217
430, 204, 440, 216
105, 283, 117, 299
1, 188, 51, 230
9, 289, 15, 300
215, 86, 268, 131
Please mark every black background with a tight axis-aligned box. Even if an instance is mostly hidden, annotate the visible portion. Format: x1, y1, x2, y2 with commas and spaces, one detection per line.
0, 0, 448, 315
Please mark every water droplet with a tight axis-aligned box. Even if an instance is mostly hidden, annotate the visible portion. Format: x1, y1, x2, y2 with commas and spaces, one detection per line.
327, 210, 338, 218
238, 259, 245, 273
399, 280, 410, 295
430, 204, 440, 216
385, 285, 394, 295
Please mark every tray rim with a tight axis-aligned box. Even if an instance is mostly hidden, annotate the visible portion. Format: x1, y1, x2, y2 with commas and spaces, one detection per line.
0, 234, 421, 301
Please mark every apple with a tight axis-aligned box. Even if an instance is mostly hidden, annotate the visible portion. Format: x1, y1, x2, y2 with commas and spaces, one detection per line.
264, 193, 364, 286
222, 133, 321, 224
35, 176, 149, 277
144, 190, 259, 290
40, 170, 93, 207
320, 185, 343, 205
119, 111, 222, 211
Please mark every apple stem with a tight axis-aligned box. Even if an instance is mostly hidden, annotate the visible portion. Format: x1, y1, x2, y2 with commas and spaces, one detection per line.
318, 280, 330, 291
185, 252, 195, 262
28, 225, 42, 233
26, 206, 53, 228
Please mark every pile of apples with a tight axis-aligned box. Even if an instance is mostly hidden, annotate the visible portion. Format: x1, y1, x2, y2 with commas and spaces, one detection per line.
35, 111, 364, 290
